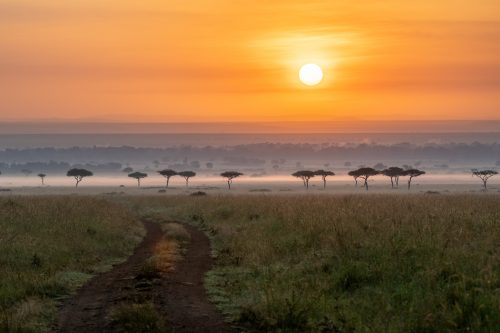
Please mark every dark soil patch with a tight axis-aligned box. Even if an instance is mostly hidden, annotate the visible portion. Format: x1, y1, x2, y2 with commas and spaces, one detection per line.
54, 220, 238, 333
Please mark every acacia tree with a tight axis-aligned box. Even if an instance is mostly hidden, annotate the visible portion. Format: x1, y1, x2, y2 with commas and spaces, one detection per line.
292, 170, 316, 189
471, 169, 498, 190
158, 169, 177, 188
129, 172, 148, 187
38, 173, 46, 185
221, 171, 243, 189
381, 167, 405, 188
178, 171, 196, 187
349, 168, 379, 190
402, 169, 426, 190
314, 170, 335, 189
122, 167, 133, 173
348, 170, 360, 187
67, 168, 93, 188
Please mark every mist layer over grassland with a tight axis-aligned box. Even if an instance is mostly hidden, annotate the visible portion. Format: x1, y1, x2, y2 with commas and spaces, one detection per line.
0, 197, 143, 332
129, 194, 500, 332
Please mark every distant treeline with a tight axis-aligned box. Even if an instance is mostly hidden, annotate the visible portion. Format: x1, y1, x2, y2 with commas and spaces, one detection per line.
0, 162, 122, 174
0, 142, 499, 166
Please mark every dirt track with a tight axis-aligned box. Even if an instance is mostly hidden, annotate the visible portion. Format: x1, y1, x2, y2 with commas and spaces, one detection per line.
54, 220, 238, 333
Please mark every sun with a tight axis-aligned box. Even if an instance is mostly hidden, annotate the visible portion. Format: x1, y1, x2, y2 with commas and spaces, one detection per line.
299, 64, 323, 86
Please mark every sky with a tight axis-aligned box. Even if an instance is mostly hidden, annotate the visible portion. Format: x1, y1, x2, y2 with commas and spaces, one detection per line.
1, 0, 499, 125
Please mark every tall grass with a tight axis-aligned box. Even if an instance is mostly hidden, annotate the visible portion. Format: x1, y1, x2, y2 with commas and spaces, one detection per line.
0, 196, 143, 333
129, 194, 500, 332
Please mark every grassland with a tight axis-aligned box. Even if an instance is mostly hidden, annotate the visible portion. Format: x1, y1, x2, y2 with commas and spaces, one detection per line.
0, 196, 143, 333
128, 194, 500, 333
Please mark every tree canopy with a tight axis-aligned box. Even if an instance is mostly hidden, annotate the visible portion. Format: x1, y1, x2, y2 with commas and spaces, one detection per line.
128, 172, 148, 187
178, 171, 196, 187
314, 170, 335, 189
292, 170, 316, 189
402, 169, 426, 190
66, 168, 93, 188
349, 168, 380, 190
158, 169, 178, 188
38, 173, 46, 185
471, 169, 498, 190
381, 167, 405, 188
221, 171, 244, 189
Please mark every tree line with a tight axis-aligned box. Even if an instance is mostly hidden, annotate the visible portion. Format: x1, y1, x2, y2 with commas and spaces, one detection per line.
0, 167, 497, 190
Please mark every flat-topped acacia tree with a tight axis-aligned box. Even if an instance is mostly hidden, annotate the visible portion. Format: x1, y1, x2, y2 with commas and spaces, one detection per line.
292, 170, 316, 189
471, 169, 498, 190
402, 169, 426, 190
348, 170, 360, 187
349, 168, 380, 190
178, 171, 196, 188
67, 168, 93, 188
128, 172, 148, 187
314, 170, 335, 189
158, 169, 177, 188
38, 173, 46, 185
381, 167, 405, 188
220, 171, 243, 189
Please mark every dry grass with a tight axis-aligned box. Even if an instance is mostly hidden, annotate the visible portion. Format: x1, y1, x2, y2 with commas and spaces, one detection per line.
0, 196, 144, 333
127, 194, 500, 333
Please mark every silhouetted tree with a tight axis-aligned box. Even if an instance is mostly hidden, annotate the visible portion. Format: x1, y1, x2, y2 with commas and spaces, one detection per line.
471, 169, 498, 190
348, 170, 360, 187
38, 173, 46, 185
373, 163, 387, 170
122, 167, 133, 173
129, 172, 148, 187
21, 169, 32, 176
67, 168, 93, 188
349, 168, 379, 190
381, 167, 405, 188
292, 170, 316, 189
178, 171, 196, 187
206, 162, 214, 169
220, 171, 243, 189
402, 169, 426, 190
158, 169, 177, 188
314, 170, 335, 189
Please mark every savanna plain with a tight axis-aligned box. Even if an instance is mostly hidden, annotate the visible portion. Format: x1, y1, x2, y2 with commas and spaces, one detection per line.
1, 193, 499, 333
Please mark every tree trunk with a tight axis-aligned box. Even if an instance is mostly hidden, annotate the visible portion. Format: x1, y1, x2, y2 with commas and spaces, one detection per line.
483, 179, 488, 190
228, 180, 231, 189
137, 179, 140, 187
390, 177, 394, 188
306, 179, 309, 189
408, 177, 412, 190
396, 177, 399, 187
185, 178, 189, 187
364, 179, 369, 191
323, 177, 326, 189
166, 177, 170, 189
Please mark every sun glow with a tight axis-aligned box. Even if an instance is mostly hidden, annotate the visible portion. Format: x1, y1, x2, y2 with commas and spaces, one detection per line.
299, 64, 323, 86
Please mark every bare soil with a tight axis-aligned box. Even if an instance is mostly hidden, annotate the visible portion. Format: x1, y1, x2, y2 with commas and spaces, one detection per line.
54, 220, 238, 333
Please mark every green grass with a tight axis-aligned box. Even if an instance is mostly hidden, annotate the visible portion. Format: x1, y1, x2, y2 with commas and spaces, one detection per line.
0, 196, 144, 333
128, 194, 500, 333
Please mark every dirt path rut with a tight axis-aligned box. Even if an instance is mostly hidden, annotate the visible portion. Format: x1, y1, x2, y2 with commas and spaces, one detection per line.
54, 220, 238, 333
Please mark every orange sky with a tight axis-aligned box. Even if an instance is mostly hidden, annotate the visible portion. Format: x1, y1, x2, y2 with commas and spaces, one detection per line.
1, 0, 499, 123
